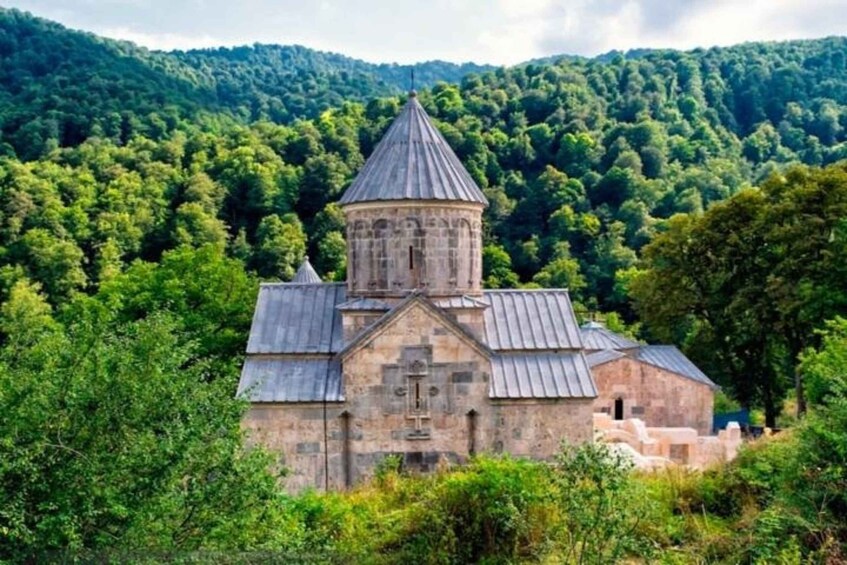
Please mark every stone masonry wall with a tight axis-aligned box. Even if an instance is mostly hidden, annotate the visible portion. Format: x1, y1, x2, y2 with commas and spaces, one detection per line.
243, 300, 596, 492
591, 357, 715, 435
489, 399, 595, 457
242, 403, 346, 492
341, 301, 491, 485
344, 202, 483, 298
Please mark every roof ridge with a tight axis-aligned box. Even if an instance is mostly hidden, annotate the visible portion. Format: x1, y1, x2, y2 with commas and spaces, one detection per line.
260, 282, 345, 288
482, 288, 571, 293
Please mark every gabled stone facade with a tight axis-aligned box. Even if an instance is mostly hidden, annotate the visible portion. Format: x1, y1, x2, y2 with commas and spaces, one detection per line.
590, 356, 716, 435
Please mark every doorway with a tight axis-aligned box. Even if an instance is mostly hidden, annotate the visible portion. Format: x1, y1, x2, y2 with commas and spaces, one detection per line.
614, 398, 624, 420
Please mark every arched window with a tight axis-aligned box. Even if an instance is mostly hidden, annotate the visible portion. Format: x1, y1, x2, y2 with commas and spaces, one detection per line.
456, 218, 472, 288
352, 220, 369, 291
396, 217, 423, 289
614, 398, 624, 421
373, 219, 391, 290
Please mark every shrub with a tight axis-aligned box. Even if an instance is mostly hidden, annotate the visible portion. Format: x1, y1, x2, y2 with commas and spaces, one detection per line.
551, 442, 656, 562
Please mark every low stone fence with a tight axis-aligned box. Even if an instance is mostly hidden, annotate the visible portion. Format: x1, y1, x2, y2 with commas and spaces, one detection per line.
594, 413, 743, 470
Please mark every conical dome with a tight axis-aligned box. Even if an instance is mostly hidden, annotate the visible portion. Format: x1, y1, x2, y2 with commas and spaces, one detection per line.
292, 256, 321, 283
339, 93, 488, 206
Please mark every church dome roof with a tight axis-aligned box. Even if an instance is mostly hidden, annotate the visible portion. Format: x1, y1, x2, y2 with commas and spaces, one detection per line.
291, 256, 322, 283
339, 93, 488, 206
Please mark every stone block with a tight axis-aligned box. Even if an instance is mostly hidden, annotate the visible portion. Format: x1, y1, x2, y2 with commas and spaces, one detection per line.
296, 442, 321, 454
452, 371, 473, 383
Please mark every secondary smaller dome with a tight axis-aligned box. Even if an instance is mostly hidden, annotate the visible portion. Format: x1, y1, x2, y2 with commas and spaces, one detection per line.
291, 256, 322, 283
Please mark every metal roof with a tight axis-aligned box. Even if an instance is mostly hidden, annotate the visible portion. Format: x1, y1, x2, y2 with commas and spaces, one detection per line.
335, 297, 391, 311
339, 93, 488, 206
481, 290, 583, 351
585, 349, 626, 368
580, 321, 640, 351
246, 283, 346, 354
634, 346, 718, 388
291, 257, 321, 283
238, 357, 343, 402
490, 352, 597, 399
432, 295, 489, 309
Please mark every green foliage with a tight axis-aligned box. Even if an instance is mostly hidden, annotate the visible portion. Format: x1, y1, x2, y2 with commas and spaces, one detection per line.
2, 12, 847, 321
800, 316, 847, 404
0, 312, 282, 559
0, 9, 490, 160
482, 244, 519, 289
552, 442, 654, 562
631, 163, 847, 424
92, 245, 258, 365
714, 390, 742, 413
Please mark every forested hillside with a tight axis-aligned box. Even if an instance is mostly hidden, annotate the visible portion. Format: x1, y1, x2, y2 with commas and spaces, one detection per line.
2, 12, 846, 310
0, 8, 490, 159
2, 9, 847, 561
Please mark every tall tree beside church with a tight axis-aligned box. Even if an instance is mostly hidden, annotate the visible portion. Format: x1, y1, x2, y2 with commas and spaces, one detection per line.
630, 163, 847, 424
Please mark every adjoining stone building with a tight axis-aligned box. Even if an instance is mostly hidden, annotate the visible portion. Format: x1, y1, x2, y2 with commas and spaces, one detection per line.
582, 321, 718, 435
237, 92, 715, 491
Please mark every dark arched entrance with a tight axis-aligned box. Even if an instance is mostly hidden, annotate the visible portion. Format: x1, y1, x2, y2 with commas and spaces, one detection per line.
614, 398, 624, 420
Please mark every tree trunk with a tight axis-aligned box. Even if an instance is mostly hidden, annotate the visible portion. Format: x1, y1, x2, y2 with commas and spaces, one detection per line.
763, 381, 777, 428
795, 367, 807, 417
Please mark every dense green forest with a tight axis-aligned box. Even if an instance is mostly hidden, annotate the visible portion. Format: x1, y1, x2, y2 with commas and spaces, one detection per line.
1, 7, 847, 561
0, 8, 490, 160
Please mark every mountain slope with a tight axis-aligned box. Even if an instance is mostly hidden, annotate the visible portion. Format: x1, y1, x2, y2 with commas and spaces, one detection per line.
0, 8, 492, 160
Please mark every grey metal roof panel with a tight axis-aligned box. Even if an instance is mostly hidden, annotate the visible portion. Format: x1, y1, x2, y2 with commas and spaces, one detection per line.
481, 290, 583, 351
335, 297, 391, 311
238, 357, 343, 402
586, 349, 626, 368
246, 283, 346, 354
291, 257, 322, 283
580, 322, 640, 351
339, 95, 488, 206
634, 346, 718, 388
433, 295, 489, 309
490, 352, 597, 399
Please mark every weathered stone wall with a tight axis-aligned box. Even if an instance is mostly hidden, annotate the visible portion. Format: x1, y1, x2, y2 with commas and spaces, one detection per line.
488, 399, 595, 457
340, 301, 491, 484
591, 357, 715, 435
243, 299, 595, 492
344, 202, 484, 298
242, 403, 347, 492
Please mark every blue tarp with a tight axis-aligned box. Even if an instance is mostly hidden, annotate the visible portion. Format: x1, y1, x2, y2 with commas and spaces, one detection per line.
713, 409, 749, 433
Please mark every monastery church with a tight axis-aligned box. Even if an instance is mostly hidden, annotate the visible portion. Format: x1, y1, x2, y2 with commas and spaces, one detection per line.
238, 92, 718, 491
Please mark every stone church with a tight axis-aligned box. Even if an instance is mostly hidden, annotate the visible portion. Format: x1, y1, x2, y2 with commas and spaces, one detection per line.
238, 92, 716, 491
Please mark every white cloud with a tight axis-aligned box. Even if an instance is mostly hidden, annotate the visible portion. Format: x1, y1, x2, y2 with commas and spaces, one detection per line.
5, 0, 847, 64
96, 26, 227, 51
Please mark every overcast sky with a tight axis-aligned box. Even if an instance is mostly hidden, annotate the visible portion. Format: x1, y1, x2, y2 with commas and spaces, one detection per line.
5, 0, 847, 65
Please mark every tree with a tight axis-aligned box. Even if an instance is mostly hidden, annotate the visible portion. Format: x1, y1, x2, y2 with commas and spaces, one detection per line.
17, 228, 87, 301
629, 192, 789, 425
0, 314, 282, 559
254, 213, 307, 280
631, 164, 847, 423
552, 443, 652, 563
0, 278, 58, 350
94, 245, 258, 364
482, 244, 519, 289
532, 242, 586, 296
316, 231, 347, 281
